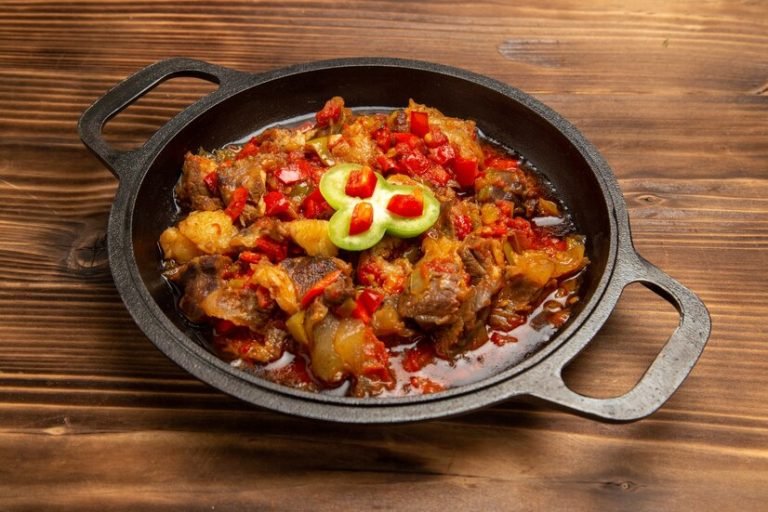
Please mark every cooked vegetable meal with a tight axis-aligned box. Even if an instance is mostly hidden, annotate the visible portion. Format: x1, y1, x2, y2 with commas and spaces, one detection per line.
159, 97, 589, 397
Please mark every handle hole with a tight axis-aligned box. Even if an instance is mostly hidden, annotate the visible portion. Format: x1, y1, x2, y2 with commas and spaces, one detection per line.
561, 283, 679, 398
102, 76, 218, 150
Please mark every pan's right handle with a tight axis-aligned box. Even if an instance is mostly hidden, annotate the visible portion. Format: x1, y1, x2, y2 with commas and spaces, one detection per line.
78, 57, 247, 179
523, 252, 711, 422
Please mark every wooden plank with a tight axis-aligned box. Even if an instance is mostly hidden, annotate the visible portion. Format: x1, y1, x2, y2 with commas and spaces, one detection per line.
0, 0, 766, 510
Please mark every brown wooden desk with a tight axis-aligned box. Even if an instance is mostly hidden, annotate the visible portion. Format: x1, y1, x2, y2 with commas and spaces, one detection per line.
1, 1, 766, 510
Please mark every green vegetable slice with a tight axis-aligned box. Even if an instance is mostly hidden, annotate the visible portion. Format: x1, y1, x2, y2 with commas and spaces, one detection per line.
318, 163, 441, 251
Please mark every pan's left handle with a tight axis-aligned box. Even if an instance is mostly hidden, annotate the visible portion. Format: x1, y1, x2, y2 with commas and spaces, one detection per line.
78, 57, 247, 179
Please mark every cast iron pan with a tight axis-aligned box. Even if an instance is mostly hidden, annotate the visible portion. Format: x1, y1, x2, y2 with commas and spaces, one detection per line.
78, 57, 711, 423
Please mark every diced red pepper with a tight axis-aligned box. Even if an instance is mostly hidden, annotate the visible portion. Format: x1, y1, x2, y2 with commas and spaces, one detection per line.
224, 186, 249, 220
452, 156, 478, 188
253, 285, 274, 309
263, 190, 293, 218
428, 144, 456, 165
301, 188, 333, 219
387, 191, 424, 217
300, 270, 342, 308
351, 302, 371, 324
452, 213, 473, 240
375, 154, 398, 173
393, 132, 420, 148
402, 342, 435, 372
203, 171, 219, 195
424, 127, 448, 148
238, 250, 262, 264
357, 288, 384, 315
360, 332, 392, 381
349, 202, 374, 235
235, 140, 259, 160
352, 288, 384, 323
491, 331, 520, 346
344, 166, 377, 199
316, 97, 343, 127
268, 357, 314, 386
409, 376, 445, 394
409, 110, 430, 137
485, 157, 520, 171
399, 149, 430, 174
275, 162, 307, 185
214, 318, 237, 335
373, 127, 392, 151
253, 236, 287, 263
422, 164, 451, 186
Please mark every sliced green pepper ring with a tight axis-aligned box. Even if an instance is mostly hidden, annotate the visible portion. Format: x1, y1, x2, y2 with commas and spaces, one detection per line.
319, 163, 441, 251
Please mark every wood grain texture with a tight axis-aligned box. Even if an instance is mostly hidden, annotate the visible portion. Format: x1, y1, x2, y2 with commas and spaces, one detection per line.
1, 1, 767, 510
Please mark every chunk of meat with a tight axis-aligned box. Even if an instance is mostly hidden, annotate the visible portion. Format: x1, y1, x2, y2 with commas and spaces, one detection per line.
218, 321, 287, 364
166, 255, 229, 323
475, 169, 539, 207
229, 217, 289, 252
258, 127, 309, 154
217, 157, 267, 223
398, 237, 471, 327
280, 256, 355, 307
175, 153, 223, 211
431, 237, 506, 356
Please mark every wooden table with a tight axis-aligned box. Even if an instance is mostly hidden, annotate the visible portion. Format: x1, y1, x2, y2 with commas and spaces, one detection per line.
1, 1, 766, 510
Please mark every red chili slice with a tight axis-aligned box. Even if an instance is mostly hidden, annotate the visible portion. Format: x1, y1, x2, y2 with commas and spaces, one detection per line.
203, 171, 219, 194
349, 202, 374, 235
300, 270, 342, 308
452, 156, 478, 188
485, 156, 520, 171
409, 110, 429, 137
224, 186, 249, 220
387, 191, 424, 217
345, 166, 377, 198
238, 250, 262, 264
253, 236, 287, 263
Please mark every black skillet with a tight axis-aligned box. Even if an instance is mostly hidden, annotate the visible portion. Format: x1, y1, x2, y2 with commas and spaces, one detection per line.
78, 57, 711, 423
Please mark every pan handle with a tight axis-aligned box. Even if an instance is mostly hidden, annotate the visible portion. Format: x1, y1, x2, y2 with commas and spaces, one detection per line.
523, 251, 710, 421
78, 57, 247, 179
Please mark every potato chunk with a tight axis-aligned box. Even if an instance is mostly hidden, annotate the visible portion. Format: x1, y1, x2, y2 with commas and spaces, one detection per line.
177, 210, 238, 254
159, 227, 203, 263
285, 219, 338, 257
